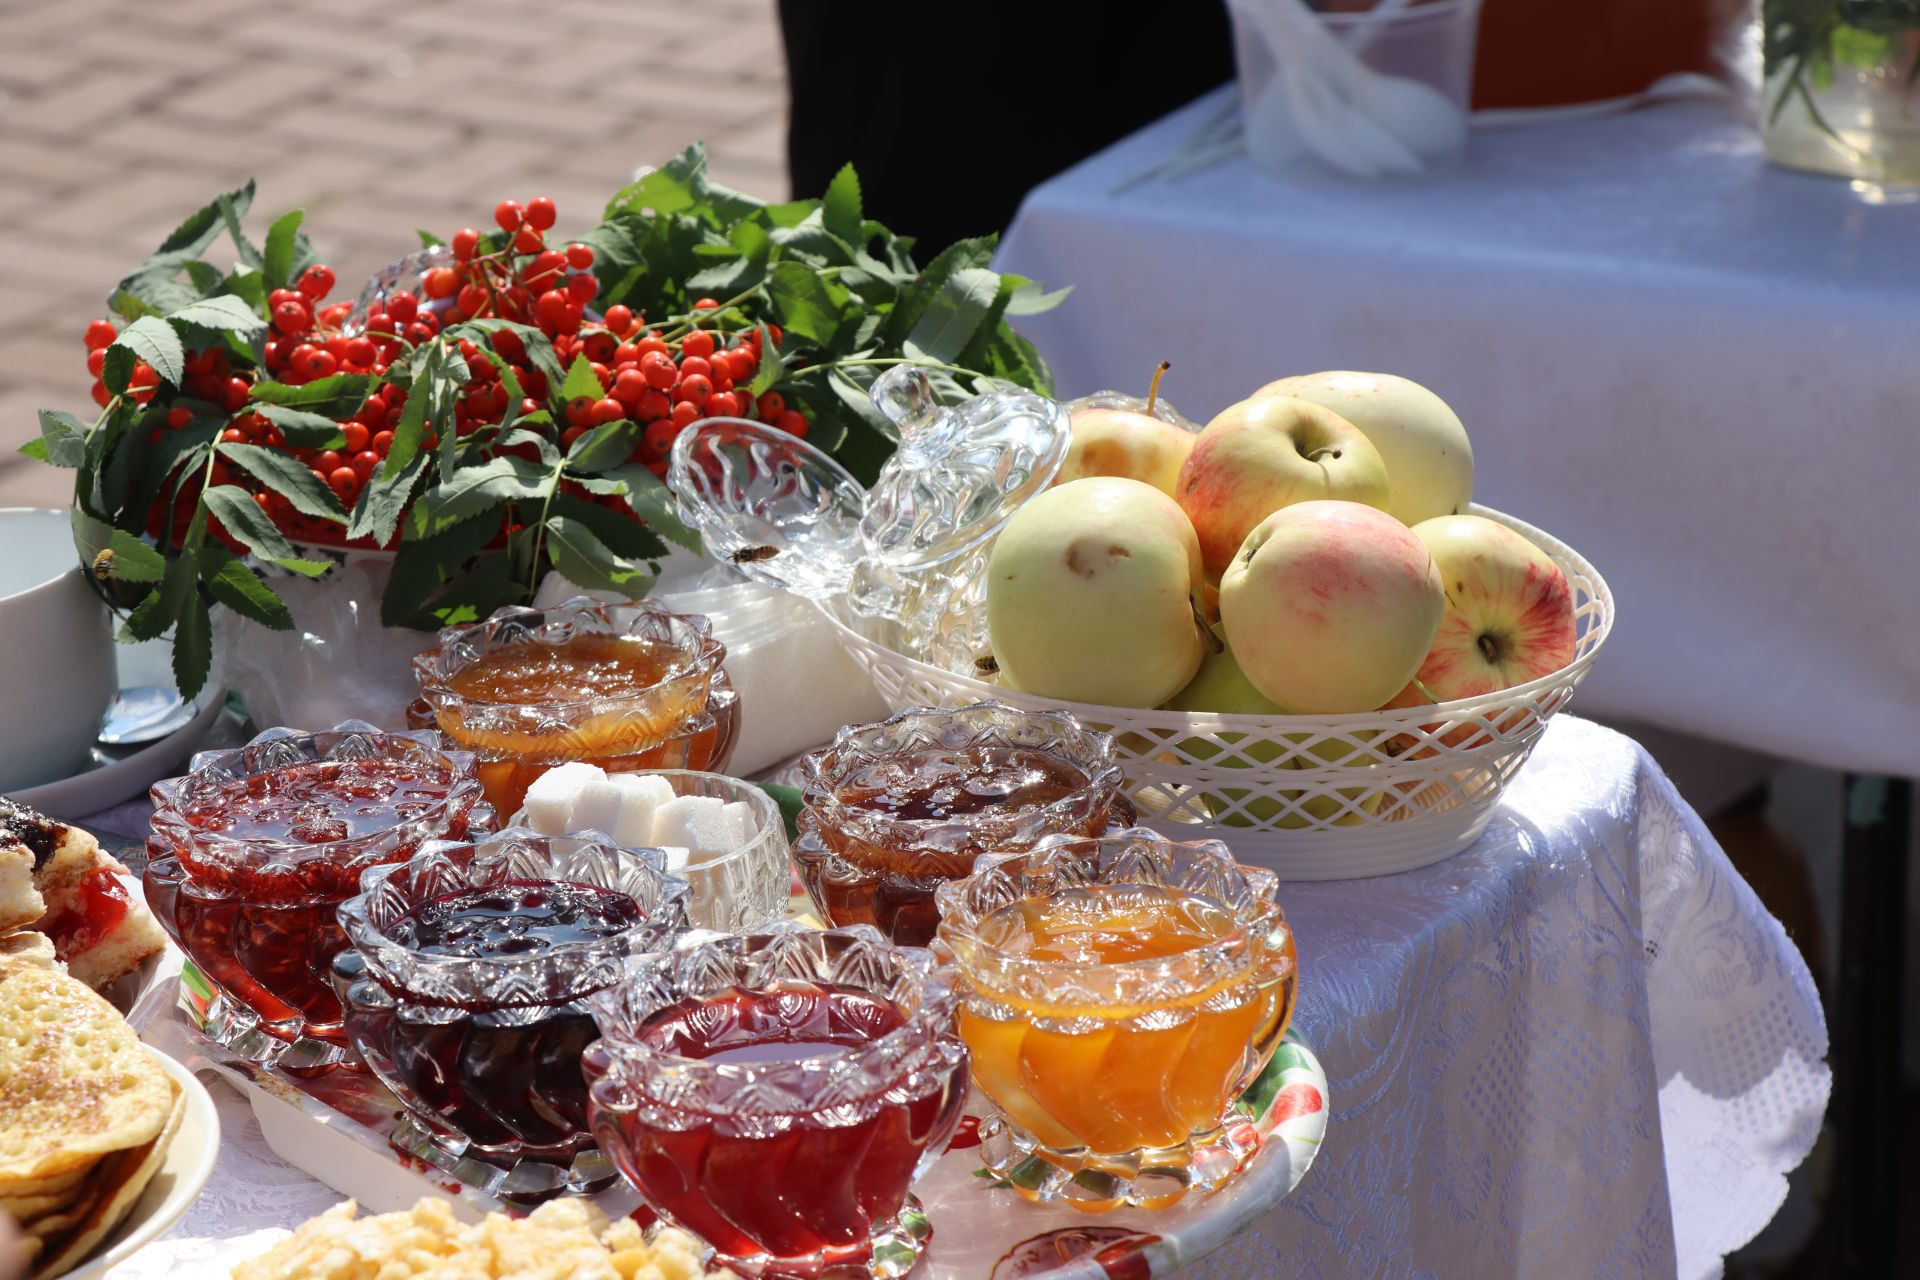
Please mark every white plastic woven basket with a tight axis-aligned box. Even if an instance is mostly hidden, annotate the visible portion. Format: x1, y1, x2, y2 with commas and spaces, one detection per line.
819, 505, 1612, 880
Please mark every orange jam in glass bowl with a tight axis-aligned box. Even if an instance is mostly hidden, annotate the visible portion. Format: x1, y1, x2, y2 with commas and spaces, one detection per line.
411, 598, 736, 815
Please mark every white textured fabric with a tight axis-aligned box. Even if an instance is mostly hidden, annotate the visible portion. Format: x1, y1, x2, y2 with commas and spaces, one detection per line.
995, 89, 1920, 778
113, 717, 1825, 1280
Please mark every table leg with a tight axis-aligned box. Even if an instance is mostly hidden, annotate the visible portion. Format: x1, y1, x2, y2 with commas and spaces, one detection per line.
1824, 775, 1913, 1278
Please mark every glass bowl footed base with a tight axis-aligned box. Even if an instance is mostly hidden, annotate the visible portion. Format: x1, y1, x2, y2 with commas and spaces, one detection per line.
386, 1110, 621, 1206
191, 986, 356, 1075
975, 1112, 1262, 1213
704, 1194, 932, 1280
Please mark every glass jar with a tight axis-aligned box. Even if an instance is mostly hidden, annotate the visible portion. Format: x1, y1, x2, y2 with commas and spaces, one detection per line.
332, 831, 689, 1199
1764, 3, 1920, 184
933, 829, 1297, 1211
791, 702, 1131, 947
410, 597, 737, 816
585, 923, 968, 1279
143, 723, 493, 1070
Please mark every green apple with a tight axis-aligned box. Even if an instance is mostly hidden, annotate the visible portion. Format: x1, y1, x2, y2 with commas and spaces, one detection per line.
1256, 371, 1473, 527
987, 477, 1206, 709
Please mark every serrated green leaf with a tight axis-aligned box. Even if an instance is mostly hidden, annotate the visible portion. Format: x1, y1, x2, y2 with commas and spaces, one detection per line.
382, 515, 503, 627
262, 210, 304, 291
747, 324, 788, 397
604, 142, 707, 219
125, 419, 221, 531
173, 592, 213, 698
565, 419, 639, 474
104, 316, 186, 392
348, 451, 428, 545
593, 463, 701, 551
417, 229, 445, 248
257, 403, 347, 449
204, 484, 303, 563
382, 348, 440, 480
905, 267, 999, 363
544, 515, 654, 597
33, 410, 87, 468
218, 191, 262, 269
821, 163, 863, 245
767, 260, 842, 347
18, 438, 48, 462
421, 550, 518, 628
165, 294, 268, 336
106, 529, 167, 583
1004, 277, 1073, 316
499, 427, 559, 464
548, 492, 668, 562
558, 354, 604, 407
124, 549, 197, 642
408, 455, 549, 538
218, 442, 346, 521
200, 545, 292, 630
156, 181, 255, 256
250, 373, 373, 420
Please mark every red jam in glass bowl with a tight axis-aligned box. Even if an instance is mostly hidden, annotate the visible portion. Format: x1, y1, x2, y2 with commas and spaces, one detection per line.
791, 703, 1131, 947
411, 598, 737, 816
585, 924, 967, 1279
143, 724, 492, 1071
334, 832, 689, 1198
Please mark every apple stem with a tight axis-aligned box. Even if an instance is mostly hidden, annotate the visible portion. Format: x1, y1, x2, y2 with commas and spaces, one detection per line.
1305, 446, 1344, 465
1410, 677, 1442, 705
1146, 360, 1171, 416
1192, 600, 1223, 653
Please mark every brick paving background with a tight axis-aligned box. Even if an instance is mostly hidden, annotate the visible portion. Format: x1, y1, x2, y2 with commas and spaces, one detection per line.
0, 0, 789, 507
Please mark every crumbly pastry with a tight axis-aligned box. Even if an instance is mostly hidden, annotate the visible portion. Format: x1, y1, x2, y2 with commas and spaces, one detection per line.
231, 1196, 736, 1280
0, 798, 165, 989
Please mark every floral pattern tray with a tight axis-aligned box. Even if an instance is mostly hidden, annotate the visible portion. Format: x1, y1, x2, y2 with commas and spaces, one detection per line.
140, 951, 1327, 1278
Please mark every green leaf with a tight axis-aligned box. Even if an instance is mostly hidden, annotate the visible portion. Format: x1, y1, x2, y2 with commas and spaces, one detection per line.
106, 529, 167, 583
757, 782, 804, 843
165, 294, 269, 336
589, 462, 701, 551
544, 515, 655, 597
417, 229, 446, 248
747, 323, 788, 397
218, 442, 346, 521
408, 455, 548, 538
203, 484, 302, 561
382, 348, 441, 480
348, 452, 428, 545
1004, 277, 1073, 316
420, 550, 518, 628
558, 354, 604, 407
565, 419, 639, 474
766, 261, 843, 347
124, 549, 197, 642
549, 492, 668, 561
173, 593, 213, 698
604, 142, 707, 218
104, 316, 186, 393
1833, 24, 1894, 70
33, 410, 87, 468
18, 439, 47, 462
821, 163, 863, 245
884, 235, 995, 346
905, 266, 999, 363
155, 181, 255, 256
250, 374, 373, 420
218, 190, 262, 269
382, 516, 504, 627
199, 545, 292, 630
262, 209, 304, 291
256, 404, 347, 449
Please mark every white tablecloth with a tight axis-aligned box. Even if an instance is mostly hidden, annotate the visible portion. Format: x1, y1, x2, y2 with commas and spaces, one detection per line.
995, 89, 1920, 779
111, 717, 1826, 1279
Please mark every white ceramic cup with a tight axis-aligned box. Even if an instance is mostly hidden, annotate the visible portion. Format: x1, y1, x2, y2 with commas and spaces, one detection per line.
0, 509, 115, 790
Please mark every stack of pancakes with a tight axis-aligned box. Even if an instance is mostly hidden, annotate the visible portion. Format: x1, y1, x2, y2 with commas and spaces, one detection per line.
0, 937, 182, 1279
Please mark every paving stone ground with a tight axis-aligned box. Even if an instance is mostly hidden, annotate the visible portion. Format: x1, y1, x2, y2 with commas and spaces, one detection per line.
0, 0, 789, 506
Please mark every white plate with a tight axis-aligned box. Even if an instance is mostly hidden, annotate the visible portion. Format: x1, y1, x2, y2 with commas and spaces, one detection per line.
58, 1050, 220, 1280
8, 692, 224, 817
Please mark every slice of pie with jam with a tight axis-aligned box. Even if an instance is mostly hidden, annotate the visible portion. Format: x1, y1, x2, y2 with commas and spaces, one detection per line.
0, 798, 165, 989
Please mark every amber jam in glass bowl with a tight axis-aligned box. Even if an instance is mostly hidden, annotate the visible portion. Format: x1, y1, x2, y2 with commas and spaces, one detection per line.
143, 724, 493, 1071
411, 597, 736, 816
332, 831, 689, 1199
585, 923, 967, 1280
791, 702, 1130, 947
933, 829, 1296, 1212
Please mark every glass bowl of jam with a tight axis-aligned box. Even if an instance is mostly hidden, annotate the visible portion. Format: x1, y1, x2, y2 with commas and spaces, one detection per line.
585, 922, 968, 1280
933, 828, 1296, 1212
791, 701, 1131, 947
411, 597, 737, 817
332, 831, 690, 1199
143, 723, 493, 1071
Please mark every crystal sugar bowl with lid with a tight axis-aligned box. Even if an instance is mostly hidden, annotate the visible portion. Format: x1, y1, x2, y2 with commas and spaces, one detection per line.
584, 922, 968, 1280
933, 828, 1297, 1211
792, 700, 1132, 947
410, 596, 737, 818
143, 722, 494, 1071
332, 830, 690, 1200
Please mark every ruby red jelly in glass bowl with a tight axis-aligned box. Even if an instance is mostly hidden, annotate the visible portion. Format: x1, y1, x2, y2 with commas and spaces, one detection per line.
332, 831, 690, 1199
410, 597, 737, 817
143, 723, 493, 1071
791, 702, 1131, 947
584, 923, 968, 1279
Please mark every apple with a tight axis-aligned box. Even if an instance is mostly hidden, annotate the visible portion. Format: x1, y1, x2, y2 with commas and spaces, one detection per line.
1386, 514, 1577, 708
1163, 632, 1280, 717
1055, 361, 1196, 498
1255, 371, 1473, 527
987, 477, 1206, 709
1219, 500, 1443, 714
1177, 396, 1390, 582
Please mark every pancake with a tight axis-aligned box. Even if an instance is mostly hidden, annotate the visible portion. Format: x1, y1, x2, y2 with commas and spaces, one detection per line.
27, 1077, 184, 1280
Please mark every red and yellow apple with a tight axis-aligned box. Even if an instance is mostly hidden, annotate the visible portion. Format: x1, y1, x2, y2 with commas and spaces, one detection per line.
1177, 396, 1390, 582
986, 477, 1206, 708
1255, 371, 1473, 527
1055, 362, 1196, 498
1219, 500, 1443, 714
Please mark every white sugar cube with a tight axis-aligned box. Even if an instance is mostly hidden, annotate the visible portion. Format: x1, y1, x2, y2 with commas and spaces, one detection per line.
522, 762, 606, 834
607, 774, 677, 847
720, 800, 758, 846
650, 795, 736, 854
567, 776, 626, 838
657, 846, 691, 872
